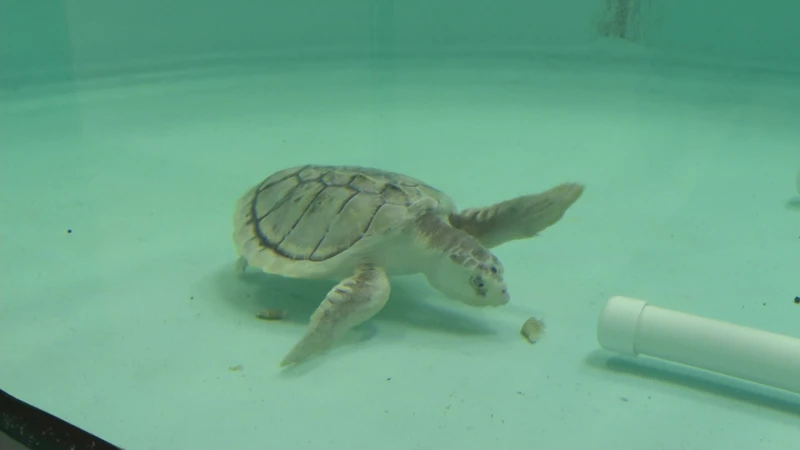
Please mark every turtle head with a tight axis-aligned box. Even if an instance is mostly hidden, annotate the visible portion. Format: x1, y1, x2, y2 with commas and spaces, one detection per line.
416, 213, 510, 306
425, 247, 510, 307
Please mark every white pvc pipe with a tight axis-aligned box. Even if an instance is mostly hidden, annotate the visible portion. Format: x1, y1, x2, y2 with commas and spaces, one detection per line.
596, 296, 800, 394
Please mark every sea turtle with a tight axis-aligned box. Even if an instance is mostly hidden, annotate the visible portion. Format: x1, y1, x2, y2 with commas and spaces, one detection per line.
232, 164, 584, 366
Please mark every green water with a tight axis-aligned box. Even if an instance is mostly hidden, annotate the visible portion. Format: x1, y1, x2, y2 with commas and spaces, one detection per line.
1, 1, 799, 449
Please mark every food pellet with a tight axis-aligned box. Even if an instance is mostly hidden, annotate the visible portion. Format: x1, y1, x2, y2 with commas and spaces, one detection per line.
520, 316, 545, 343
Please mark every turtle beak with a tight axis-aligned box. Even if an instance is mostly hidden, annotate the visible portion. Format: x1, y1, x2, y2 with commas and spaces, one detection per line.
499, 288, 510, 305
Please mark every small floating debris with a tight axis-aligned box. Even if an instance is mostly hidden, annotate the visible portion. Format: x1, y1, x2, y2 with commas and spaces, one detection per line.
256, 309, 287, 321
520, 316, 545, 344
228, 364, 243, 372
794, 296, 799, 304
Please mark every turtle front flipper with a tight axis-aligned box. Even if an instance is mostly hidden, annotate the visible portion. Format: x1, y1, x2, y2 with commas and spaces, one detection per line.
449, 182, 584, 249
280, 264, 391, 367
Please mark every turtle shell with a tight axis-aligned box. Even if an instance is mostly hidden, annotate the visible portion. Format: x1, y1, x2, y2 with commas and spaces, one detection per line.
233, 165, 455, 277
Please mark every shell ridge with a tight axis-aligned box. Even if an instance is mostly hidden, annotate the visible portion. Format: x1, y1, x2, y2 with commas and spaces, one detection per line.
276, 185, 328, 251
336, 190, 359, 214
254, 181, 302, 223
306, 189, 360, 261
259, 165, 309, 191
360, 200, 386, 237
